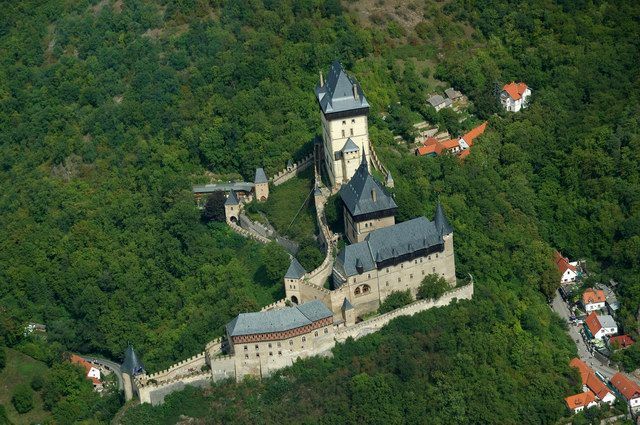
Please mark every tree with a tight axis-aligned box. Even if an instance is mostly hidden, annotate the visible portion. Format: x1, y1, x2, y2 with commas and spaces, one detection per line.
379, 290, 413, 314
417, 274, 449, 300
0, 405, 10, 425
0, 347, 5, 371
262, 243, 290, 284
11, 384, 33, 414
202, 192, 227, 222
31, 375, 44, 391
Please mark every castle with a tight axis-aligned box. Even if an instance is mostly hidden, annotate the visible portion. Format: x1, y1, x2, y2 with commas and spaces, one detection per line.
129, 61, 472, 405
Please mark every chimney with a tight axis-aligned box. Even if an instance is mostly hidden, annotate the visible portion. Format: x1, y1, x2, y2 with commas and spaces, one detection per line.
353, 83, 359, 101
371, 189, 377, 202
320, 70, 324, 87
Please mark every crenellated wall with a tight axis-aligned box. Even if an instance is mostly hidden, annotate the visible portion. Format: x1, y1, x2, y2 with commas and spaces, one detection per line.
260, 299, 288, 312
144, 352, 207, 383
229, 222, 271, 244
271, 154, 314, 186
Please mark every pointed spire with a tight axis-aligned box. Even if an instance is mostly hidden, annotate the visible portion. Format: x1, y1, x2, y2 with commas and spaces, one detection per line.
359, 149, 368, 172
285, 258, 306, 279
342, 297, 354, 311
434, 202, 453, 235
225, 189, 239, 206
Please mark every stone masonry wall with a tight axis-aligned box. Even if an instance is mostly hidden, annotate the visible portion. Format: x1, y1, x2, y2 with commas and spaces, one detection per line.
271, 154, 314, 186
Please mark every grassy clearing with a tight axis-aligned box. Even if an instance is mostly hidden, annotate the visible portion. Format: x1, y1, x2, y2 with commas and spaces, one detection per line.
0, 348, 50, 424
256, 168, 318, 244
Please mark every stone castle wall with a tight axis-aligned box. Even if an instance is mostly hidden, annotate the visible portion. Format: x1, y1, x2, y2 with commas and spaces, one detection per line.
144, 352, 207, 383
271, 154, 314, 186
334, 282, 473, 342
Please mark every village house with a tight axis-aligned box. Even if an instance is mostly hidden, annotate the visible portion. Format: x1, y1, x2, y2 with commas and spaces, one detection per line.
569, 358, 617, 405
565, 391, 598, 414
70, 354, 102, 390
427, 94, 452, 111
415, 122, 488, 159
554, 250, 578, 284
608, 335, 634, 350
500, 82, 531, 112
444, 87, 463, 101
585, 312, 618, 340
611, 372, 640, 409
582, 288, 606, 312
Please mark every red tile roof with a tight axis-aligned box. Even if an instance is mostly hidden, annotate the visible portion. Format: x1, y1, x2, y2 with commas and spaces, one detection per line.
610, 335, 635, 349
565, 391, 596, 411
585, 312, 602, 336
503, 82, 528, 101
569, 358, 614, 401
582, 289, 606, 306
458, 149, 471, 159
460, 122, 488, 147
440, 139, 460, 149
70, 354, 101, 385
554, 250, 577, 274
611, 373, 640, 401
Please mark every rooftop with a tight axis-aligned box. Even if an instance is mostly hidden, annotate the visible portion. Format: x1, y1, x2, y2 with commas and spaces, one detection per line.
554, 250, 577, 274
564, 391, 596, 410
226, 300, 332, 337
339, 155, 397, 217
582, 288, 606, 305
224, 189, 240, 206
285, 258, 307, 279
254, 168, 268, 184
316, 61, 369, 115
502, 82, 529, 100
611, 372, 640, 400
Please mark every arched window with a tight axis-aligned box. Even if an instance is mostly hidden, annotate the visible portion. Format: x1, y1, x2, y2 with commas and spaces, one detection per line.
354, 287, 361, 295
362, 284, 370, 293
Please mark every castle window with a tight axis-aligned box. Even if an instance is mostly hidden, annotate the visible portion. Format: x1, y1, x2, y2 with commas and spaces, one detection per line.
386, 268, 389, 273
277, 342, 281, 347
350, 128, 354, 136
269, 352, 273, 356
315, 331, 318, 337
415, 260, 418, 264
289, 340, 293, 345
367, 274, 371, 279
428, 256, 431, 260
324, 328, 328, 334
432, 267, 436, 272
410, 274, 413, 279
245, 354, 249, 359
351, 119, 355, 124
268, 343, 272, 348
401, 264, 403, 269
255, 345, 259, 350
420, 258, 423, 263
244, 345, 247, 350
362, 284, 370, 293
386, 281, 389, 286
398, 278, 401, 283
278, 351, 282, 355
422, 270, 425, 275
354, 287, 361, 295
342, 130, 345, 137
256, 353, 260, 357
436, 253, 439, 258
302, 337, 306, 342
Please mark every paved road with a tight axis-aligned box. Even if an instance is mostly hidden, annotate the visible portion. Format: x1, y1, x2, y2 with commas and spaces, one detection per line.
80, 355, 124, 390
551, 291, 637, 383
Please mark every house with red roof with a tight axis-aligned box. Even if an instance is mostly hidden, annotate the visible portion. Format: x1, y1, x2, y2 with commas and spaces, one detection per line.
415, 122, 488, 159
585, 312, 618, 340
582, 288, 606, 312
565, 391, 598, 413
70, 354, 102, 389
568, 358, 616, 406
611, 372, 640, 409
501, 82, 531, 112
554, 250, 578, 284
609, 335, 634, 350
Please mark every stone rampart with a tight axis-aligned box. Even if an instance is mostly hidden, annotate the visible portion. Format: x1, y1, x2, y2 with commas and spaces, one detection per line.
139, 370, 213, 405
145, 352, 207, 382
271, 154, 314, 186
205, 337, 224, 357
260, 299, 288, 311
334, 282, 473, 342
229, 222, 271, 244
369, 143, 388, 176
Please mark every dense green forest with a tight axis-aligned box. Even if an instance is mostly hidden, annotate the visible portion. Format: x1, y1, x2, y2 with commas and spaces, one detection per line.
1, 0, 639, 423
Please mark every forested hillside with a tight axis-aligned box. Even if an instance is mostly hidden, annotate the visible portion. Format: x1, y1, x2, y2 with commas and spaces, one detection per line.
1, 0, 639, 423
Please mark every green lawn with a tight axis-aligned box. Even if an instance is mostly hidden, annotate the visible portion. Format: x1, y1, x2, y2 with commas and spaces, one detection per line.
0, 348, 50, 424
257, 168, 318, 244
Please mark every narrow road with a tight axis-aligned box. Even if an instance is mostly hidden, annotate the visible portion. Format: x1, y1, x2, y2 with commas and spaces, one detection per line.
551, 291, 639, 383
80, 355, 124, 390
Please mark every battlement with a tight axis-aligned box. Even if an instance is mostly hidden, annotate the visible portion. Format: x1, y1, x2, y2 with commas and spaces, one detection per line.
229, 222, 270, 244
271, 154, 314, 186
260, 299, 288, 311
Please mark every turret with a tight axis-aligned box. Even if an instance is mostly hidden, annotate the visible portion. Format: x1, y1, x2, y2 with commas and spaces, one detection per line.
224, 190, 240, 224
284, 258, 306, 305
254, 168, 269, 202
434, 202, 453, 236
341, 297, 355, 326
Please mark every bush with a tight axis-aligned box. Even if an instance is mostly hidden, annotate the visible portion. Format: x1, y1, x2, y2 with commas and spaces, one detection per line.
0, 347, 5, 371
12, 384, 34, 414
31, 375, 45, 391
417, 274, 449, 300
379, 290, 413, 314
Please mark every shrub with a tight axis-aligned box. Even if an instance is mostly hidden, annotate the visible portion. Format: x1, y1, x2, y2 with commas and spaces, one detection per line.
417, 274, 449, 300
379, 290, 413, 314
31, 375, 45, 391
0, 347, 5, 371
12, 384, 34, 414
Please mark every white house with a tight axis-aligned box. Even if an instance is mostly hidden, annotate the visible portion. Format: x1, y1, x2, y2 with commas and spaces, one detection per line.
554, 250, 578, 284
582, 288, 606, 312
611, 373, 640, 409
501, 82, 531, 112
585, 312, 617, 340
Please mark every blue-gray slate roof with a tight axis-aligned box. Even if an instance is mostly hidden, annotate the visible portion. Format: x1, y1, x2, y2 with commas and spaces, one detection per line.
226, 300, 332, 337
316, 61, 369, 115
434, 202, 453, 235
285, 258, 306, 279
122, 345, 145, 376
254, 168, 268, 184
339, 156, 397, 217
342, 297, 354, 311
334, 216, 447, 280
342, 138, 359, 153
224, 189, 239, 206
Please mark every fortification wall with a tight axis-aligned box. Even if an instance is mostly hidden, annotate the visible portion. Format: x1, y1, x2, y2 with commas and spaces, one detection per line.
260, 299, 288, 311
205, 337, 224, 359
229, 222, 270, 244
145, 352, 207, 383
139, 371, 213, 406
369, 143, 388, 176
271, 154, 314, 186
334, 282, 473, 342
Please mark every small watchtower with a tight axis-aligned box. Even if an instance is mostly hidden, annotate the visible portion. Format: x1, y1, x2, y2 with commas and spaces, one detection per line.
341, 297, 355, 326
224, 189, 240, 224
254, 168, 269, 202
284, 258, 306, 305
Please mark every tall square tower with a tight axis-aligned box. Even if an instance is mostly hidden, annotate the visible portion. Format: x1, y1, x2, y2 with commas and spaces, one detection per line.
316, 61, 370, 187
